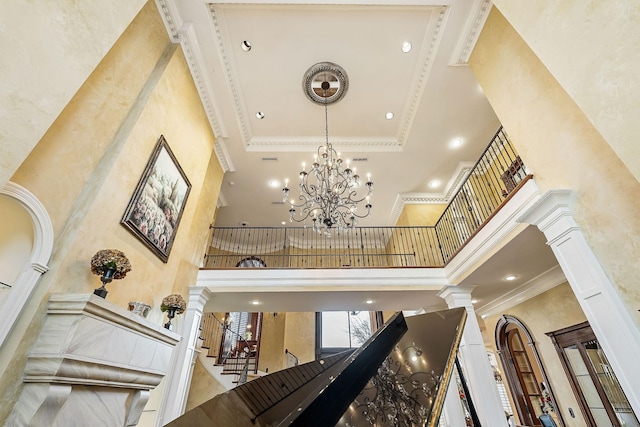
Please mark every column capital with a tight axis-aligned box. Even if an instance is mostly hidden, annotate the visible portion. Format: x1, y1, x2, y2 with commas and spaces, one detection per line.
517, 190, 579, 242
438, 285, 476, 308
187, 286, 212, 309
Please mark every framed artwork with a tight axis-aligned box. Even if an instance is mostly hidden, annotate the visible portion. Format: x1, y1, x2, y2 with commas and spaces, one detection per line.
121, 135, 191, 262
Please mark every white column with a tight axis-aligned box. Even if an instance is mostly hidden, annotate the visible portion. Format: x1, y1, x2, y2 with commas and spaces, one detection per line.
157, 286, 211, 425
439, 286, 508, 427
442, 375, 467, 427
519, 190, 640, 416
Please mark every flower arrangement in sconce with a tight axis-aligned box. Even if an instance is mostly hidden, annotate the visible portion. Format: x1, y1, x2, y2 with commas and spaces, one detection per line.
161, 294, 186, 329
90, 249, 132, 299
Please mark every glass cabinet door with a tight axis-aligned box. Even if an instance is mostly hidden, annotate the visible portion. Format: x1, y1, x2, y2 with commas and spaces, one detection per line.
548, 322, 639, 427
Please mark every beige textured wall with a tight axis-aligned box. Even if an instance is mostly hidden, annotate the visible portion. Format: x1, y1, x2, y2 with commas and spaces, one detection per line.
492, 0, 640, 181
484, 283, 588, 427
0, 0, 146, 187
396, 204, 447, 226
184, 358, 229, 412
258, 312, 287, 373
283, 312, 316, 364
0, 2, 223, 423
470, 8, 640, 327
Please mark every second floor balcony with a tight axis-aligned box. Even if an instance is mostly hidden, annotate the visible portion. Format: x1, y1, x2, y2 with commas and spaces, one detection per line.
204, 127, 532, 270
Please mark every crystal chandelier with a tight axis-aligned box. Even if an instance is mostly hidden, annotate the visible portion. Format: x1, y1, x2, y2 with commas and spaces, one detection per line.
282, 62, 373, 236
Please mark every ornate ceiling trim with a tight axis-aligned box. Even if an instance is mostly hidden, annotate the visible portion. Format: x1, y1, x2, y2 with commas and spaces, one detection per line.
449, 0, 492, 65
209, 5, 253, 149
157, 0, 233, 173
388, 163, 472, 225
397, 6, 448, 148
247, 136, 401, 152
476, 265, 566, 318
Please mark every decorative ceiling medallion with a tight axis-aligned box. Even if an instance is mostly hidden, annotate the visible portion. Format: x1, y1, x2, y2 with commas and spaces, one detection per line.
302, 62, 349, 105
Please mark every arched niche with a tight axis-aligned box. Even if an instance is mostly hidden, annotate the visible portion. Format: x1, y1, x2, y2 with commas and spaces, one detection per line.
0, 181, 53, 347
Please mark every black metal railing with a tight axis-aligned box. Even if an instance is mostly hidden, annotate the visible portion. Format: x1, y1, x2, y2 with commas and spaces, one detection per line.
435, 127, 528, 262
203, 127, 529, 269
204, 226, 443, 268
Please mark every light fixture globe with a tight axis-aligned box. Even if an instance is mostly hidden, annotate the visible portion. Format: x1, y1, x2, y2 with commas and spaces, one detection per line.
284, 63, 373, 237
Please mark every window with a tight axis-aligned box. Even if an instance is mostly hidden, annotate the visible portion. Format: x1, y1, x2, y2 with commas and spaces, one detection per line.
316, 311, 383, 359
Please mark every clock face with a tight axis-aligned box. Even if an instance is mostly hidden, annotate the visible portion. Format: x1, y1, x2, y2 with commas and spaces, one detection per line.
236, 256, 266, 268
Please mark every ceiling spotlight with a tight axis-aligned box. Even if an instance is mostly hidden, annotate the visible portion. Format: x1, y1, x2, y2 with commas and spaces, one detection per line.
241, 40, 252, 52
250, 300, 261, 305
401, 41, 412, 53
385, 112, 394, 120
256, 111, 265, 119
429, 180, 441, 188
281, 221, 286, 225
471, 299, 478, 304
505, 275, 517, 281
365, 299, 374, 304
269, 179, 280, 188
450, 138, 463, 148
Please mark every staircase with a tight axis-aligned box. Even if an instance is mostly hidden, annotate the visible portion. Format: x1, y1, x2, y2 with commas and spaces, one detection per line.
200, 312, 260, 382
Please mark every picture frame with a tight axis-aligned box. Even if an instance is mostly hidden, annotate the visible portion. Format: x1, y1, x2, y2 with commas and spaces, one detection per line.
121, 135, 191, 263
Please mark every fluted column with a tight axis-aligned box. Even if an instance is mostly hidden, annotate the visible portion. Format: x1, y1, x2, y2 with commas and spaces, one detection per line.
439, 285, 508, 427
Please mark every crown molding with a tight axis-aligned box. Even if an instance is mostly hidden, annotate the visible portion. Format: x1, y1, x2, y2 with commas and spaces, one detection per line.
209, 5, 252, 148
208, 4, 447, 152
388, 162, 473, 225
449, 0, 492, 65
247, 136, 402, 152
216, 190, 228, 209
476, 265, 566, 318
397, 6, 448, 148
156, 0, 233, 173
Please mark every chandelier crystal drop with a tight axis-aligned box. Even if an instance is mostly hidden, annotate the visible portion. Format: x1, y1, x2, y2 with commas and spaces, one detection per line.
283, 70, 372, 236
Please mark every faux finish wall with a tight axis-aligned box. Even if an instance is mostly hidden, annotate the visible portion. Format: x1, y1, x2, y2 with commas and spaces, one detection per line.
470, 8, 640, 328
0, 1, 223, 424
0, 0, 146, 187
492, 0, 640, 182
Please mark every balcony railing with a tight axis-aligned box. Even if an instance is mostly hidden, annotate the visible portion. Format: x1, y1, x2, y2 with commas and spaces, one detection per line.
203, 127, 530, 269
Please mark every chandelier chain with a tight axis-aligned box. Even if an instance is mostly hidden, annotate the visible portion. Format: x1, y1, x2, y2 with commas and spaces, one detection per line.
282, 78, 373, 237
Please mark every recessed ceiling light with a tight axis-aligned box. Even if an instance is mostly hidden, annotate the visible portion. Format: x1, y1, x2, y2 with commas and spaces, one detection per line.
268, 179, 280, 188
256, 111, 265, 119
401, 41, 412, 53
241, 40, 252, 52
281, 221, 286, 225
365, 299, 374, 304
429, 180, 441, 188
450, 138, 463, 148
250, 300, 261, 305
471, 299, 478, 304
505, 275, 518, 281
385, 112, 394, 120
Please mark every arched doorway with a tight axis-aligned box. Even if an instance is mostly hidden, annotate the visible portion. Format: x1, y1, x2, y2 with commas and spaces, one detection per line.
496, 315, 562, 426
